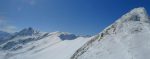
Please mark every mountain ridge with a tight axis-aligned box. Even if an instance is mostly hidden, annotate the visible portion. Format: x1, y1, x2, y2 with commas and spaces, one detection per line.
0, 7, 150, 59
71, 7, 150, 59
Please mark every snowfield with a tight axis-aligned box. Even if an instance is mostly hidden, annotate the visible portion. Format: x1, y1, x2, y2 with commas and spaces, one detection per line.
0, 28, 91, 59
2, 37, 91, 59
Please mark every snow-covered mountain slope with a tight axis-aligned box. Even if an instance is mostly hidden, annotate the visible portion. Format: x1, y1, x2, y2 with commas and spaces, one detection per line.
5, 37, 91, 59
0, 31, 11, 39
0, 27, 90, 59
71, 7, 150, 59
0, 31, 12, 44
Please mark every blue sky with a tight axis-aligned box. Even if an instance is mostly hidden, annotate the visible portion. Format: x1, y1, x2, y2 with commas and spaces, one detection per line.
0, 0, 150, 35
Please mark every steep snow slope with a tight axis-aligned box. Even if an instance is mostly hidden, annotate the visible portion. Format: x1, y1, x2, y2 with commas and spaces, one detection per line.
71, 7, 150, 59
0, 27, 90, 59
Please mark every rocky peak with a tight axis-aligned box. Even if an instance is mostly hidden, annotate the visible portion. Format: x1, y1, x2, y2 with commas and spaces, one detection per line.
16, 27, 39, 36
50, 31, 78, 40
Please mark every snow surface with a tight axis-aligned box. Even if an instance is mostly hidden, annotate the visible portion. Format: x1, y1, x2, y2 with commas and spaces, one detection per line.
0, 28, 91, 59
71, 7, 150, 59
7, 37, 91, 59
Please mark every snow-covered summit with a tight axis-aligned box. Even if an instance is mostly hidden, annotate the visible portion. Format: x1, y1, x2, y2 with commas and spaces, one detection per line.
100, 7, 150, 35
71, 7, 150, 59
16, 27, 40, 36
117, 7, 149, 23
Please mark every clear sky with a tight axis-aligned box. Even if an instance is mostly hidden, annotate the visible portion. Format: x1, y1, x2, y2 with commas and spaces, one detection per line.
0, 0, 150, 35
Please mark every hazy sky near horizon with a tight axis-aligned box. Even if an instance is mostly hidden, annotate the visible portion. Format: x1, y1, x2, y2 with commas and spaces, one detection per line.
0, 0, 150, 35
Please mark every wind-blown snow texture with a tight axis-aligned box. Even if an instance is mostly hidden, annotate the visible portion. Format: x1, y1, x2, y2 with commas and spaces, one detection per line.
71, 7, 150, 59
0, 28, 90, 59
